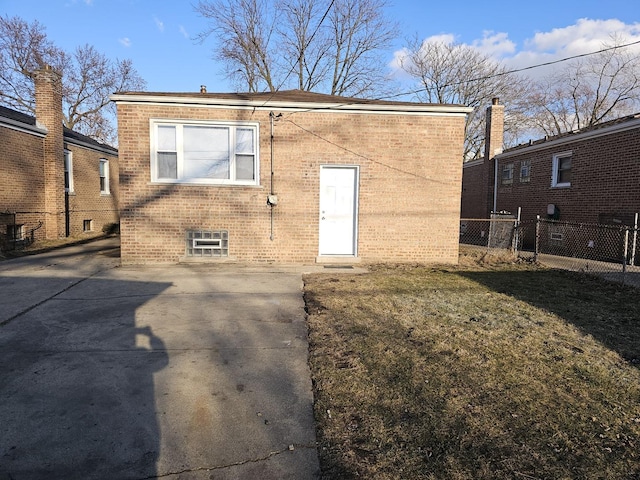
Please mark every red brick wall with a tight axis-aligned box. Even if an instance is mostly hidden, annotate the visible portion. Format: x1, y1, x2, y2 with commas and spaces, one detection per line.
494, 126, 640, 226
461, 160, 488, 218
116, 102, 467, 264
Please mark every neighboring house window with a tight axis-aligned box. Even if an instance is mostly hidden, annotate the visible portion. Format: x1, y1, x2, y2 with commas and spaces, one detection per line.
99, 159, 110, 194
7, 224, 25, 241
151, 120, 259, 185
501, 163, 514, 185
552, 152, 571, 187
64, 150, 74, 193
520, 160, 531, 183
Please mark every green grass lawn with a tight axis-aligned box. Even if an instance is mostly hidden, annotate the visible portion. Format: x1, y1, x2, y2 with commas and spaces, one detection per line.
304, 250, 640, 479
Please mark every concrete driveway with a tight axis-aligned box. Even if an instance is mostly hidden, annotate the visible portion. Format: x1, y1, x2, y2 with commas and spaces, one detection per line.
0, 238, 321, 479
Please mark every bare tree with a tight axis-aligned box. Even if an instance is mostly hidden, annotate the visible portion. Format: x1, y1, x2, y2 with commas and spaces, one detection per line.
195, 0, 397, 97
195, 0, 279, 92
0, 15, 146, 145
397, 37, 530, 161
64, 45, 146, 144
524, 39, 640, 137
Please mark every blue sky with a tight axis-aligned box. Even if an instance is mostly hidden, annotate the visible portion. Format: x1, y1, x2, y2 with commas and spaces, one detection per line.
1, 0, 639, 93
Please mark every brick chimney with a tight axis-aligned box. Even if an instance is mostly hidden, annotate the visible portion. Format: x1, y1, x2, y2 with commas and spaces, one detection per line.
483, 97, 504, 216
35, 65, 65, 239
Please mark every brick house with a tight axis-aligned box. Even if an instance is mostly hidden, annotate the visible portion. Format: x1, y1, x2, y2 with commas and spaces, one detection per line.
462, 100, 640, 228
0, 67, 119, 249
111, 90, 471, 265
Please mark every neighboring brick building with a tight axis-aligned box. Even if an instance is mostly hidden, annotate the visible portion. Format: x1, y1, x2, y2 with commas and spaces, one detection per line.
111, 90, 471, 265
462, 101, 640, 228
0, 66, 119, 250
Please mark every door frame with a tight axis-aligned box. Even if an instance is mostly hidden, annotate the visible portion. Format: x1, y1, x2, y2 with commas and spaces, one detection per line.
318, 164, 360, 257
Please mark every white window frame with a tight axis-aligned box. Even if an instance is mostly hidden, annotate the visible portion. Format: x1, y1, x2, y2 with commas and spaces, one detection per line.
64, 150, 74, 194
551, 151, 572, 188
150, 119, 260, 186
99, 159, 110, 194
519, 160, 531, 183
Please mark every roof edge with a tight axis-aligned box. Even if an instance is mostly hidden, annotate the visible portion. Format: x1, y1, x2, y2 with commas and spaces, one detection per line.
110, 93, 473, 116
64, 134, 118, 156
498, 114, 640, 159
0, 116, 48, 137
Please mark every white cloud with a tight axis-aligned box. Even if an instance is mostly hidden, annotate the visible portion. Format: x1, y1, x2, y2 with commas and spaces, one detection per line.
471, 31, 516, 58
119, 37, 132, 48
508, 18, 640, 77
390, 18, 640, 82
423, 33, 457, 45
154, 16, 165, 33
179, 25, 189, 39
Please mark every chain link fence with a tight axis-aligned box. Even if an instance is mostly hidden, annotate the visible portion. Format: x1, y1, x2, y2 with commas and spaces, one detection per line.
460, 215, 640, 287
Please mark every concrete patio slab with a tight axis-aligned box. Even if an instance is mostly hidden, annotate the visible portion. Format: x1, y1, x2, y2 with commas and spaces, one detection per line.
0, 238, 323, 479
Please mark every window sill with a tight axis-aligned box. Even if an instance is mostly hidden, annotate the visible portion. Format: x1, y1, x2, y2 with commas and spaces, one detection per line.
148, 181, 263, 188
551, 183, 571, 189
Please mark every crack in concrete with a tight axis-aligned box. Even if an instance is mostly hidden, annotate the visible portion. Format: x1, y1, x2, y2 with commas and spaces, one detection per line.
0, 267, 115, 327
148, 444, 317, 479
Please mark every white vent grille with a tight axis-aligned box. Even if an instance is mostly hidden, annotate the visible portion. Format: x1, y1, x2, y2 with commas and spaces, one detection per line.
186, 230, 228, 257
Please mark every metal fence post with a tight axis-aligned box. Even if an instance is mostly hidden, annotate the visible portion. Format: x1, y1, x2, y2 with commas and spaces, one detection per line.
534, 215, 540, 262
632, 213, 638, 267
513, 207, 521, 255
621, 227, 629, 286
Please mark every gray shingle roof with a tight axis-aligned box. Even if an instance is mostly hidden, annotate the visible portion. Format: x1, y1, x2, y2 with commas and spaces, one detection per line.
0, 103, 117, 154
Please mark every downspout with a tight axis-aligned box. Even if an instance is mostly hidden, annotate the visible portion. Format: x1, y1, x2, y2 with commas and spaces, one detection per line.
493, 157, 498, 214
65, 191, 70, 237
270, 112, 274, 241
268, 112, 282, 241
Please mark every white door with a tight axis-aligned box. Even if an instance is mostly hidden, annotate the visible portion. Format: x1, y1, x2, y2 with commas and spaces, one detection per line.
319, 166, 358, 256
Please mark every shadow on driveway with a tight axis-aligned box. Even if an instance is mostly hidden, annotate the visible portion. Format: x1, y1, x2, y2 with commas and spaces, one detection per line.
0, 276, 171, 479
1, 239, 320, 479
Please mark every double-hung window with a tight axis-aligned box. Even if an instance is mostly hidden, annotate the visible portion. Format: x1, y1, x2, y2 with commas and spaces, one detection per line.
501, 163, 514, 185
64, 150, 74, 193
552, 152, 571, 188
520, 160, 531, 183
99, 159, 110, 194
151, 120, 259, 185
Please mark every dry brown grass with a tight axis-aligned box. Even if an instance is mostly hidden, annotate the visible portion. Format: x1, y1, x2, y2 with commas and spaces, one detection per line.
304, 251, 640, 479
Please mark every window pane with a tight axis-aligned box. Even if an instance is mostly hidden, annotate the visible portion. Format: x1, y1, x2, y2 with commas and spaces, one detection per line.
99, 161, 106, 176
184, 126, 230, 179
158, 125, 176, 151
236, 155, 255, 180
184, 157, 229, 179
559, 169, 571, 184
236, 128, 254, 153
558, 157, 571, 183
158, 152, 178, 178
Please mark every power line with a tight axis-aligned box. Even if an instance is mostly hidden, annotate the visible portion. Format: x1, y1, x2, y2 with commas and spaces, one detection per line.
280, 37, 640, 117
378, 38, 640, 102
277, 39, 640, 180
255, 0, 336, 110
284, 118, 451, 184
